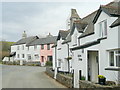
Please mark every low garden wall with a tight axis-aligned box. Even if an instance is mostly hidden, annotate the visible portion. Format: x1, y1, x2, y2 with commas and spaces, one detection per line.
56, 73, 73, 88
79, 80, 120, 89
45, 67, 54, 78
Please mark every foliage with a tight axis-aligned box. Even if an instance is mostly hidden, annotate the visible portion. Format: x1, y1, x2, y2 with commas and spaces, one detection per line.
0, 41, 15, 61
46, 61, 52, 66
98, 75, 105, 79
81, 76, 86, 80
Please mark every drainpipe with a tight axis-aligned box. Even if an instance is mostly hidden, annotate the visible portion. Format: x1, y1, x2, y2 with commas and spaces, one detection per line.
67, 43, 70, 73
54, 46, 57, 79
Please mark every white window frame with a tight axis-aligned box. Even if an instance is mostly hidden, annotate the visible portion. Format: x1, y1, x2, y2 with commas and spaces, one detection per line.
99, 19, 107, 38
109, 50, 120, 67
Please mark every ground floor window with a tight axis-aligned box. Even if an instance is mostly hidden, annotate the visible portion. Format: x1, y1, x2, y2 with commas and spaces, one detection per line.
47, 56, 52, 61
35, 54, 39, 59
58, 59, 61, 67
17, 54, 19, 58
22, 54, 25, 58
109, 50, 120, 67
28, 54, 31, 60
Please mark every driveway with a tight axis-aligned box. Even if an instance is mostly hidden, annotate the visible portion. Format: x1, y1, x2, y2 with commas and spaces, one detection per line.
1, 65, 66, 88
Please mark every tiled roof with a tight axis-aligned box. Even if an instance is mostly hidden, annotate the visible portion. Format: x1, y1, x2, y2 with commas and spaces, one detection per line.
110, 18, 120, 28
26, 36, 57, 46
79, 1, 119, 39
57, 30, 70, 40
13, 36, 39, 45
78, 11, 97, 39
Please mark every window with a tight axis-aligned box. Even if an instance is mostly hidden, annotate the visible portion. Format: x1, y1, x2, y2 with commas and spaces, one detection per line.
22, 45, 24, 50
109, 50, 120, 67
47, 44, 50, 50
99, 20, 107, 37
35, 54, 39, 59
34, 45, 37, 50
22, 54, 25, 58
109, 51, 114, 66
41, 44, 44, 50
28, 46, 29, 50
28, 54, 31, 60
47, 56, 52, 61
17, 54, 19, 58
17, 46, 19, 50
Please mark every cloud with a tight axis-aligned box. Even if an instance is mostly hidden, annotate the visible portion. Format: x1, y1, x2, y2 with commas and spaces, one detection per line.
1, 1, 113, 42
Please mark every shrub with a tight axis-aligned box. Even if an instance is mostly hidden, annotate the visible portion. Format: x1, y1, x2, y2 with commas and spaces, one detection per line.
46, 61, 52, 66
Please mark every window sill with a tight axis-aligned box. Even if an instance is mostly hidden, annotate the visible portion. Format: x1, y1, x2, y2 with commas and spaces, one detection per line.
105, 67, 120, 71
73, 44, 77, 46
98, 37, 107, 41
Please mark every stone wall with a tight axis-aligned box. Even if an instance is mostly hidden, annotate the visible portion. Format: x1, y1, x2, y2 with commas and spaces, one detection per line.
56, 73, 73, 88
45, 67, 54, 78
79, 80, 120, 89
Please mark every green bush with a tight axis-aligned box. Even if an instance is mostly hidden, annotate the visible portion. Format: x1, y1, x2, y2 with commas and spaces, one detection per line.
81, 76, 86, 80
46, 61, 52, 66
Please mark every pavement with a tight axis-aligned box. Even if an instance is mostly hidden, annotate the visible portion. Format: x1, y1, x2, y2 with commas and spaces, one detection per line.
1, 65, 66, 88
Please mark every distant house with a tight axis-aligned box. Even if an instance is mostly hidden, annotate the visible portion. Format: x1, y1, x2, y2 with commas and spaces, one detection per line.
11, 31, 40, 62
27, 33, 57, 66
11, 31, 57, 66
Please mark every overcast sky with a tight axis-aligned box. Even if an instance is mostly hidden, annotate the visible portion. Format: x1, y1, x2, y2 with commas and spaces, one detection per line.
1, 0, 114, 42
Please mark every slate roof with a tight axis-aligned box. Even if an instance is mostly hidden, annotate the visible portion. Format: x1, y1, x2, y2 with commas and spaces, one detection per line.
93, 5, 120, 24
110, 18, 120, 28
27, 36, 57, 46
78, 11, 97, 39
57, 30, 70, 41
13, 36, 39, 45
79, 1, 120, 39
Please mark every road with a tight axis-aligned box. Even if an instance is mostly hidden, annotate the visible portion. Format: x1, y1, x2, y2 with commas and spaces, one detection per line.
1, 65, 66, 88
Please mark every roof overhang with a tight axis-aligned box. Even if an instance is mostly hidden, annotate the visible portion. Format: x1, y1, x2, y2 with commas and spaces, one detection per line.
71, 39, 100, 51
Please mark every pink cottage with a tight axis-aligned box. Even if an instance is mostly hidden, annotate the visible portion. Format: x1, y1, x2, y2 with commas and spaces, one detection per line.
39, 34, 57, 66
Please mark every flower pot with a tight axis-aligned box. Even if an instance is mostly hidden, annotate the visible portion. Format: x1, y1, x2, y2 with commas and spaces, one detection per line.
98, 78, 106, 85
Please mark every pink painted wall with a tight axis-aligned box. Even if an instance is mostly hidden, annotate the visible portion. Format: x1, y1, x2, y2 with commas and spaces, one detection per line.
40, 44, 53, 64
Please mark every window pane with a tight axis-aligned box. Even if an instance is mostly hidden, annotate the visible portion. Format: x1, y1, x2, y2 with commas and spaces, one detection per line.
47, 44, 50, 50
109, 51, 114, 66
115, 50, 120, 54
41, 45, 44, 49
104, 20, 107, 36
116, 56, 120, 67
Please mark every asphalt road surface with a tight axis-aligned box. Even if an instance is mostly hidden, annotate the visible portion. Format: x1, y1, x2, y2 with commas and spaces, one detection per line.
1, 65, 66, 88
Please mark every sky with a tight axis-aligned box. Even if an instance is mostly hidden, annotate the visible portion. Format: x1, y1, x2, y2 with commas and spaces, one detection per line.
1, 0, 114, 42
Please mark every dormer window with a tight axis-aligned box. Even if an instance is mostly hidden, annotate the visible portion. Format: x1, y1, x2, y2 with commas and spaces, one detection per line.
99, 20, 107, 38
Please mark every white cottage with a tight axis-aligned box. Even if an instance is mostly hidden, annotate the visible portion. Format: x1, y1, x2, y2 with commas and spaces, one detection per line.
71, 1, 120, 88
11, 31, 40, 62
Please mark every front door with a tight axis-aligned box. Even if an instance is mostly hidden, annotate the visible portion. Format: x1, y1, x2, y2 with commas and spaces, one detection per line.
88, 51, 99, 82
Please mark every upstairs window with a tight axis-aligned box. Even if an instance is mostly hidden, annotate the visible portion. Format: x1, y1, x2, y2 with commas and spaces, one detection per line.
17, 46, 19, 50
99, 20, 107, 38
41, 44, 44, 50
22, 54, 25, 58
34, 45, 37, 50
47, 44, 50, 50
27, 46, 29, 51
22, 45, 24, 50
